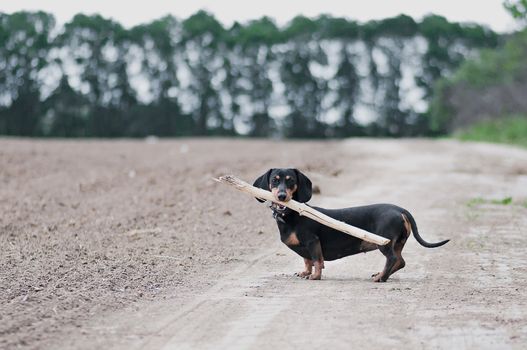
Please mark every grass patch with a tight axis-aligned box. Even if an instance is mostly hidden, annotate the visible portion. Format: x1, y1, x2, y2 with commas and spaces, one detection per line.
490, 197, 512, 205
457, 115, 527, 148
466, 196, 515, 208
466, 197, 486, 208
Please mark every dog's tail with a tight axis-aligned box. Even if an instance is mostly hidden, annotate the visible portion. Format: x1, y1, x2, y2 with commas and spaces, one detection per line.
403, 210, 450, 248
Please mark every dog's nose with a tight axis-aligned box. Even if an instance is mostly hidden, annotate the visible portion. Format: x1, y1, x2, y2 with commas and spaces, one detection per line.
277, 193, 287, 201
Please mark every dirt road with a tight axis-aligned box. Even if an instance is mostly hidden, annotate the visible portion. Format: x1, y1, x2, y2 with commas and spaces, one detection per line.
1, 138, 527, 349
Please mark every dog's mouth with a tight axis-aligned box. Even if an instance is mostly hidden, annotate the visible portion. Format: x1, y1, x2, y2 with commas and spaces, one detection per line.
271, 203, 287, 211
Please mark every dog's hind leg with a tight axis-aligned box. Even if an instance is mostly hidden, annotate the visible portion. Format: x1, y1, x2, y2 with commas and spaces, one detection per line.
372, 242, 397, 282
388, 214, 412, 277
388, 241, 406, 276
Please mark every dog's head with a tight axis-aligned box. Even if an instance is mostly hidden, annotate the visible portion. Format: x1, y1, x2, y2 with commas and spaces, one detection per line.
252, 168, 312, 204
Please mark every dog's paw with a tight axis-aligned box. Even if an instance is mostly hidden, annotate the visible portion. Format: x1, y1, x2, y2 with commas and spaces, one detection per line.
371, 272, 383, 282
308, 274, 321, 280
295, 271, 311, 278
372, 276, 387, 282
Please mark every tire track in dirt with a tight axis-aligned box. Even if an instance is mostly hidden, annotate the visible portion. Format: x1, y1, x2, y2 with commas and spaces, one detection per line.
139, 249, 293, 350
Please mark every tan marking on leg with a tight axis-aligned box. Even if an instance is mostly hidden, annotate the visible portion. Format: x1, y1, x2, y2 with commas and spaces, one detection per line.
310, 260, 323, 280
373, 241, 397, 282
389, 242, 406, 276
384, 215, 410, 278
297, 258, 313, 277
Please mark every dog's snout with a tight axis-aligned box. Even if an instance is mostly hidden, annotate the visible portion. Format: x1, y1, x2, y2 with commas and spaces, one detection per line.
277, 192, 287, 201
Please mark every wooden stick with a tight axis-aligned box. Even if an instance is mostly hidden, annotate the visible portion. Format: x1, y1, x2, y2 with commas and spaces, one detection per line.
214, 175, 390, 246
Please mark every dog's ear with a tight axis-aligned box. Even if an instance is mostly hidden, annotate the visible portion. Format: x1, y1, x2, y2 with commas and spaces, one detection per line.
252, 169, 273, 203
293, 169, 312, 203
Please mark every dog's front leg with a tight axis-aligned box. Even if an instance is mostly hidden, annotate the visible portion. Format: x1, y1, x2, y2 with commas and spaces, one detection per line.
295, 258, 313, 278
306, 239, 324, 280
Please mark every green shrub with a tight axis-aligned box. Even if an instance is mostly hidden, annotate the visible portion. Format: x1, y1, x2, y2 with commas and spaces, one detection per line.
457, 114, 527, 147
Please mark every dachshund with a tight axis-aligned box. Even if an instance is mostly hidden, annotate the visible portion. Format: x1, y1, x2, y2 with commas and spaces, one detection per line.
253, 168, 449, 281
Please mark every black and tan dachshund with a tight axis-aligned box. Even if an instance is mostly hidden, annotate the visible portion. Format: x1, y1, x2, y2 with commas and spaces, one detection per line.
253, 168, 449, 282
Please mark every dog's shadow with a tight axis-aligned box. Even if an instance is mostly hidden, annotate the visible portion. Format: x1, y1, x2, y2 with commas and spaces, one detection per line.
274, 273, 423, 285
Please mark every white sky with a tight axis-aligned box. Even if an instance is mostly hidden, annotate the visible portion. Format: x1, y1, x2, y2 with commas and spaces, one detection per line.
0, 0, 517, 32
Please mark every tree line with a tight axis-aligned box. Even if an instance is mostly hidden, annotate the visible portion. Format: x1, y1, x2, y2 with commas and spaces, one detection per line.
0, 11, 499, 138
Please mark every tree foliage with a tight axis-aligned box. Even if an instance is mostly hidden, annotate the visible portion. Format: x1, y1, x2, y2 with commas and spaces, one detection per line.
0, 11, 499, 138
504, 0, 527, 22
